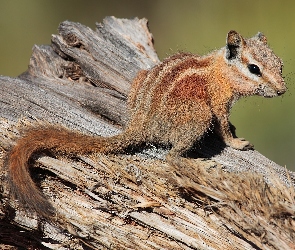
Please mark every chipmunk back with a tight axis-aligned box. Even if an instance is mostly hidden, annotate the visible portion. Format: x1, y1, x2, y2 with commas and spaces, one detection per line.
7, 30, 286, 218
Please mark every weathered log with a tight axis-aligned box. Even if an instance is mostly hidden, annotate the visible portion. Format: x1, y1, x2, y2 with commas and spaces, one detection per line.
0, 16, 294, 249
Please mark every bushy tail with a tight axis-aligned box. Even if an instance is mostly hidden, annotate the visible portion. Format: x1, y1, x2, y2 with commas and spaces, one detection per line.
7, 127, 130, 218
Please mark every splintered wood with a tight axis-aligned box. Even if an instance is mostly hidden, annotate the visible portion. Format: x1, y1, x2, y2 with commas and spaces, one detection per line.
31, 153, 294, 249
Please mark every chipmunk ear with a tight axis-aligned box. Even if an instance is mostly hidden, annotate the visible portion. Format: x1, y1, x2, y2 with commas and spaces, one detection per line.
255, 32, 267, 44
226, 30, 245, 60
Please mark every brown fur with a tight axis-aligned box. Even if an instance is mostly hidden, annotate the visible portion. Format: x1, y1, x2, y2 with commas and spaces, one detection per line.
6, 31, 286, 218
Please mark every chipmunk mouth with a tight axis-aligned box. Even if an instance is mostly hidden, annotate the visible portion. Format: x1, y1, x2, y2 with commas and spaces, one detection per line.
256, 83, 286, 98
277, 90, 285, 96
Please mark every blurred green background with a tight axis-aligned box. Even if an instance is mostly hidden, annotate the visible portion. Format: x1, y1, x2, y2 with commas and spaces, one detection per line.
0, 0, 294, 170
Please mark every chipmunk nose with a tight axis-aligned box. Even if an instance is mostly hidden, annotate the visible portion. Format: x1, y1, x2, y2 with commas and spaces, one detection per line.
276, 83, 287, 96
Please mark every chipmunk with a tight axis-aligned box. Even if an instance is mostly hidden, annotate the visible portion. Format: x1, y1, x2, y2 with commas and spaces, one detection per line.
7, 30, 286, 218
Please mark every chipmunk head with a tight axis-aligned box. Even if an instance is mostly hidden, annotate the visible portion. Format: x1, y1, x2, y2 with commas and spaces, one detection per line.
224, 30, 286, 97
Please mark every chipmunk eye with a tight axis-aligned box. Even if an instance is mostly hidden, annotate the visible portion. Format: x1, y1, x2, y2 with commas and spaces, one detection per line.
248, 64, 261, 76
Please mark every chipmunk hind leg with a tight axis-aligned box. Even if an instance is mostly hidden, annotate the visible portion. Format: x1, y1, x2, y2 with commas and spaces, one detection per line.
165, 111, 213, 166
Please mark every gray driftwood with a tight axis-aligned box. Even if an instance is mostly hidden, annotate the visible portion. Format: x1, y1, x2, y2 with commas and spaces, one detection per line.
0, 17, 294, 250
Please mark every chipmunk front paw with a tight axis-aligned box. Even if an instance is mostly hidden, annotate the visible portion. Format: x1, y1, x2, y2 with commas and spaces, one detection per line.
226, 138, 254, 150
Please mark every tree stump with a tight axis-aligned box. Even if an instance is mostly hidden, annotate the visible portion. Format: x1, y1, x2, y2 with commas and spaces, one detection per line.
0, 16, 294, 250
